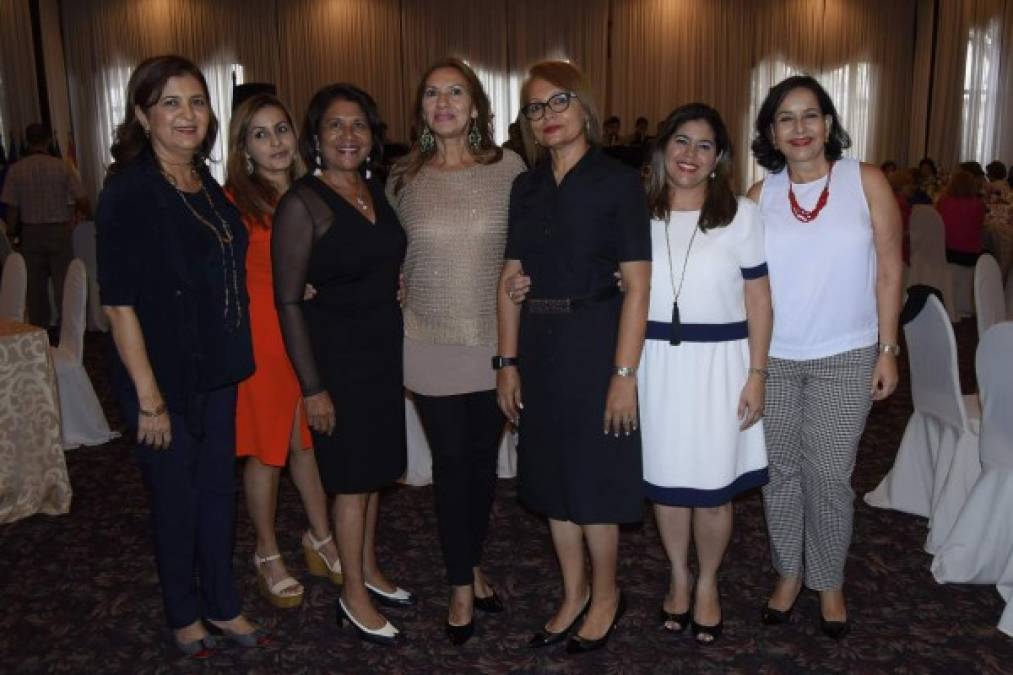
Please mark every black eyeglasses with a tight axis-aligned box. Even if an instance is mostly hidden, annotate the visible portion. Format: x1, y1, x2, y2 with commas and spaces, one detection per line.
521, 92, 579, 121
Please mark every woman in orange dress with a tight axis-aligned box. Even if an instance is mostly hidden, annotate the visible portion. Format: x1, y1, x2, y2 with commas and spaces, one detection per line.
226, 94, 340, 608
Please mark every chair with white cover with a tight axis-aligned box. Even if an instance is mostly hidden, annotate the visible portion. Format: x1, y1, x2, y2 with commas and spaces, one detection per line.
50, 259, 118, 449
907, 205, 957, 322
0, 251, 27, 322
975, 254, 1005, 337
71, 221, 108, 332
931, 322, 1013, 636
864, 295, 980, 552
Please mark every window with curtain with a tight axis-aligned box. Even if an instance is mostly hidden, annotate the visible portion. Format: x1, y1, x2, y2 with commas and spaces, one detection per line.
744, 59, 872, 186
961, 16, 1002, 164
97, 62, 243, 183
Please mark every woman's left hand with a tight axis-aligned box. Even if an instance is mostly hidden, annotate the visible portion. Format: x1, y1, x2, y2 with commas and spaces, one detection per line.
737, 374, 765, 430
604, 375, 638, 437
870, 353, 899, 400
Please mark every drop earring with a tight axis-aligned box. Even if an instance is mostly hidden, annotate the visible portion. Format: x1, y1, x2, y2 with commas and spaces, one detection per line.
314, 136, 322, 168
467, 118, 481, 152
245, 154, 254, 175
419, 125, 435, 153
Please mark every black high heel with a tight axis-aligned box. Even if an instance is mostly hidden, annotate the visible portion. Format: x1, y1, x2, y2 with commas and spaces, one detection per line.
445, 618, 475, 646
565, 592, 626, 654
528, 593, 591, 648
820, 615, 850, 640
691, 617, 723, 645
474, 590, 505, 614
659, 606, 691, 633
761, 586, 801, 625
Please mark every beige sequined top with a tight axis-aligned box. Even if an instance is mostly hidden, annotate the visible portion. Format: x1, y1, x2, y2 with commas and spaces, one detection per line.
387, 150, 526, 395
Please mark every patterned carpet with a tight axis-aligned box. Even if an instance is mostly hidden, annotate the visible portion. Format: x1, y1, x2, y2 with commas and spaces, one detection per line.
1, 321, 1010, 674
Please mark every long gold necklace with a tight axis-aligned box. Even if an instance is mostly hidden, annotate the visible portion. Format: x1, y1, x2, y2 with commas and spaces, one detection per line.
322, 172, 372, 216
162, 166, 243, 328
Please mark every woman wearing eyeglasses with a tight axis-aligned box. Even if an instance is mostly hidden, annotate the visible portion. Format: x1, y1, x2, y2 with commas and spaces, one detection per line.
496, 61, 650, 654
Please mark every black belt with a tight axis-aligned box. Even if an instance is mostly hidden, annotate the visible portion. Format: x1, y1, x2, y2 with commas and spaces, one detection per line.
526, 286, 619, 314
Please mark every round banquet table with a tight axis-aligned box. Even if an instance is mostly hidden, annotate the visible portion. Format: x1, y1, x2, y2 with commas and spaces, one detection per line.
0, 320, 72, 524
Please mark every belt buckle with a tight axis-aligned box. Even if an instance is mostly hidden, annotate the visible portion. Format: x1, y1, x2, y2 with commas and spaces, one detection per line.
528, 298, 572, 314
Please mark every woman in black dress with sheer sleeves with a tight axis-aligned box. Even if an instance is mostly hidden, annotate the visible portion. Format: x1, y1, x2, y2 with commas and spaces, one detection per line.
272, 83, 408, 645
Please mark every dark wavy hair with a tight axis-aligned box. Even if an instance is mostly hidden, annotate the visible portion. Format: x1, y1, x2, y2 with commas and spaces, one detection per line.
751, 74, 850, 174
391, 57, 502, 195
298, 83, 386, 175
107, 55, 218, 179
646, 103, 737, 230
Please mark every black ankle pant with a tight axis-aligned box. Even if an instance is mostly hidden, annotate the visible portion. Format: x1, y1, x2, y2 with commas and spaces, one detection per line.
413, 389, 504, 586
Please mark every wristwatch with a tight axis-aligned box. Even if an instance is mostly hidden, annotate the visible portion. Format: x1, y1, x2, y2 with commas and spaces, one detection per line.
879, 343, 902, 357
492, 356, 519, 370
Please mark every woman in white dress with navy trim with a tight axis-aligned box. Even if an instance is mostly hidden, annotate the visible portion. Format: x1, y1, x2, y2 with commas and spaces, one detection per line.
638, 103, 773, 645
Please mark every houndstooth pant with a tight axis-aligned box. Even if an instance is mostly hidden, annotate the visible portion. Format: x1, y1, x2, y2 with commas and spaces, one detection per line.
761, 345, 877, 591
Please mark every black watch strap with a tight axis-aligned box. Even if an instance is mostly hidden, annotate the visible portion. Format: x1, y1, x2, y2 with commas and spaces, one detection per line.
492, 356, 519, 370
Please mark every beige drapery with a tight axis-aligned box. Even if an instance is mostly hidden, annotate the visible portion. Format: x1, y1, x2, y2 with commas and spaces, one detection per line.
56, 0, 939, 199
609, 0, 916, 188
926, 0, 1013, 168
61, 0, 279, 197
0, 0, 41, 149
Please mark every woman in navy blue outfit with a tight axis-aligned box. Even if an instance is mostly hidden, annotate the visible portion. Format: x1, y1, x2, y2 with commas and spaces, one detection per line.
97, 55, 266, 658
496, 61, 651, 654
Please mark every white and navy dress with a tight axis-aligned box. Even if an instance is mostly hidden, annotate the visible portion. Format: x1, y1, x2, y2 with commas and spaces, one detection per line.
638, 197, 768, 507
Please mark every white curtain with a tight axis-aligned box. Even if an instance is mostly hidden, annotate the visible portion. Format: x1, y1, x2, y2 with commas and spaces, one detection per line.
0, 0, 41, 149
927, 0, 1013, 169
60, 0, 278, 198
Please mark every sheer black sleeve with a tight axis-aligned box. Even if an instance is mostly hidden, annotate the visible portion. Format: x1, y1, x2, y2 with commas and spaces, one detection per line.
272, 186, 324, 396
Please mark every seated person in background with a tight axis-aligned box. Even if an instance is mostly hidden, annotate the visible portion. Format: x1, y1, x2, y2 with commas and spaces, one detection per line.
912, 157, 940, 203
626, 116, 649, 147
602, 115, 622, 147
959, 161, 987, 196
937, 170, 985, 265
880, 160, 897, 176
985, 160, 1009, 203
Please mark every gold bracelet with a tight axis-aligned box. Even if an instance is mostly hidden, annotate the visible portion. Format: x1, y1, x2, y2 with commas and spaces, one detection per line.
138, 403, 167, 418
748, 367, 769, 379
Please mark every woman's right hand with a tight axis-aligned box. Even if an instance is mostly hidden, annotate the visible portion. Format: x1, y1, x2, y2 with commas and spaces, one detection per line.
137, 399, 171, 449
505, 272, 532, 305
304, 390, 336, 435
496, 367, 523, 426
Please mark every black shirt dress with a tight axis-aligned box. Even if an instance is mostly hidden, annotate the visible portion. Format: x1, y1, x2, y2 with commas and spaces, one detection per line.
505, 146, 651, 524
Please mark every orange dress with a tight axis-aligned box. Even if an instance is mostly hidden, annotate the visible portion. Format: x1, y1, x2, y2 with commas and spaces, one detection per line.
234, 206, 312, 465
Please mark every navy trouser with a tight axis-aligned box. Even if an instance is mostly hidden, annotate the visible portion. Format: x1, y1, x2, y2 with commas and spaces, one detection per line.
132, 386, 241, 629
414, 389, 504, 586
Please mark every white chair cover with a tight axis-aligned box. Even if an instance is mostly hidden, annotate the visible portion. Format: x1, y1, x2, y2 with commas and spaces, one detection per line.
50, 259, 118, 450
71, 221, 108, 332
402, 392, 517, 487
0, 251, 27, 322
931, 322, 1013, 636
949, 263, 975, 319
865, 296, 980, 551
908, 205, 958, 322
975, 254, 1006, 337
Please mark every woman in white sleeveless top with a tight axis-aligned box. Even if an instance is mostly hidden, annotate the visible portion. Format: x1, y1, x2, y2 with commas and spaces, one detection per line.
746, 75, 902, 639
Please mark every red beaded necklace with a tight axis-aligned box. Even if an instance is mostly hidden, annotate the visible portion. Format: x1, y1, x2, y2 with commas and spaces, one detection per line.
788, 162, 834, 223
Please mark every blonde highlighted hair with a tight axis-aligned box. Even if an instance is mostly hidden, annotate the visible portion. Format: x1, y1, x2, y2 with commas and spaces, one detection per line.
518, 61, 601, 166
225, 94, 306, 226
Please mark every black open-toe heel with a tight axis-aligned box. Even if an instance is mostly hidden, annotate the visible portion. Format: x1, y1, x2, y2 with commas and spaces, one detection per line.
659, 606, 691, 633
691, 617, 723, 645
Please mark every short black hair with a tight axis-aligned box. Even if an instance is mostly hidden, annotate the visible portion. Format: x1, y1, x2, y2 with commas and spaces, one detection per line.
880, 160, 897, 173
918, 157, 937, 176
750, 74, 851, 173
298, 83, 386, 173
986, 160, 1007, 181
604, 115, 620, 126
635, 116, 648, 126
25, 123, 51, 146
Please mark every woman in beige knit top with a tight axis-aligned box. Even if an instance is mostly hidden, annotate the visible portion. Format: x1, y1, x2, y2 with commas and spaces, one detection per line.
387, 57, 525, 646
